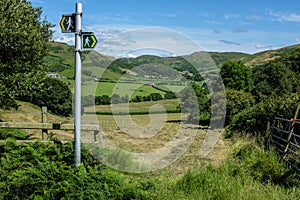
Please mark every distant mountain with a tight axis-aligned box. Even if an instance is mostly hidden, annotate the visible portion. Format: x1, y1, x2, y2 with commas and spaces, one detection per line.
44, 42, 300, 80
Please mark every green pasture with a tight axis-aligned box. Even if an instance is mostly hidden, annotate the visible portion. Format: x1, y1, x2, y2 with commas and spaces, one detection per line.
81, 81, 185, 99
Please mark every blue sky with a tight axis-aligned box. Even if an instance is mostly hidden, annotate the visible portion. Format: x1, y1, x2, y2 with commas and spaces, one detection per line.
29, 0, 300, 57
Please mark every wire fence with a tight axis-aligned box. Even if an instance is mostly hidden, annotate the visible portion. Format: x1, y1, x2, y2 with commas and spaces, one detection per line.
271, 117, 300, 176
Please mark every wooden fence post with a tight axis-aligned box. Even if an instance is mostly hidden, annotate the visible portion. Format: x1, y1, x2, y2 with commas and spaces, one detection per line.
41, 106, 48, 141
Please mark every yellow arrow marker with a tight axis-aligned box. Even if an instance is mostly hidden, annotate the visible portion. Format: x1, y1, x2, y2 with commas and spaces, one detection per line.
91, 35, 97, 48
59, 14, 75, 33
60, 16, 66, 31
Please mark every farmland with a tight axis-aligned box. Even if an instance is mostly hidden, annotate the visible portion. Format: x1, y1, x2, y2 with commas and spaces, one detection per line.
1, 102, 299, 199
82, 81, 183, 97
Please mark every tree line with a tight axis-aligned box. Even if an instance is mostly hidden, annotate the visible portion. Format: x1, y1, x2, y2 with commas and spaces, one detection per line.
82, 91, 177, 107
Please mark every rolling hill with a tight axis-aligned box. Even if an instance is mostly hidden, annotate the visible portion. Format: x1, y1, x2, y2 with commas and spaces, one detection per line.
242, 44, 300, 67
44, 42, 300, 81
44, 41, 116, 79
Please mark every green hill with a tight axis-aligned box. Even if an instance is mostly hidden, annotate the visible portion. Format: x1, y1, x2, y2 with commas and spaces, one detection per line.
242, 44, 300, 67
44, 42, 74, 73
44, 42, 300, 81
44, 42, 116, 79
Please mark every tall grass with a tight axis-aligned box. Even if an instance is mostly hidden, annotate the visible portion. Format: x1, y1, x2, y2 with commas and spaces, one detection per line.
173, 139, 300, 200
1, 135, 299, 199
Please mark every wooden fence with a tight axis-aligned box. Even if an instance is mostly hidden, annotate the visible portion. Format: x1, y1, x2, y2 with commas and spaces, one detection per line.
0, 106, 100, 143
271, 117, 300, 176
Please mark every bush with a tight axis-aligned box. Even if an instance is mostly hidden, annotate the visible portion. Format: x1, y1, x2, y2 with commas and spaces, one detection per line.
226, 93, 300, 138
0, 140, 148, 199
225, 89, 255, 125
0, 128, 31, 140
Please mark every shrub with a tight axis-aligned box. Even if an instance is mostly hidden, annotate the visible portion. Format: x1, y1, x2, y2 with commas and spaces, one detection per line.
225, 89, 255, 125
0, 140, 148, 199
226, 93, 300, 138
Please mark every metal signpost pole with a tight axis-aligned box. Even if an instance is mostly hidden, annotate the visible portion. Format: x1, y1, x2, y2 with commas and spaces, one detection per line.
74, 3, 82, 165
60, 3, 97, 165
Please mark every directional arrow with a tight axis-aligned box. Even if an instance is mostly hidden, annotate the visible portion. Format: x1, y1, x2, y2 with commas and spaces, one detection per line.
60, 14, 76, 33
82, 33, 97, 49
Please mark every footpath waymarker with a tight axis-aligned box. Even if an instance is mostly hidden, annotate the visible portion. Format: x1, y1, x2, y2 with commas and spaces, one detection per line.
59, 3, 97, 166
60, 14, 76, 33
82, 33, 98, 49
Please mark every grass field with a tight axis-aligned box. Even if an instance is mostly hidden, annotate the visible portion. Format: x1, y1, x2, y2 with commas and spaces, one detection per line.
81, 81, 185, 98
1, 102, 299, 199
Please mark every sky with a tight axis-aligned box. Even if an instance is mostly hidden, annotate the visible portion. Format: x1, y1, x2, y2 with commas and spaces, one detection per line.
29, 0, 300, 57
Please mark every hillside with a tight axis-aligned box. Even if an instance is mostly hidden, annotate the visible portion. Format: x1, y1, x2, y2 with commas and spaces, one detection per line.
242, 44, 300, 67
45, 42, 300, 80
44, 42, 116, 79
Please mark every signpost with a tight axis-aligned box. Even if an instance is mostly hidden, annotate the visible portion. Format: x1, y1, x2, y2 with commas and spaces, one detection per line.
82, 33, 98, 49
59, 3, 97, 166
59, 14, 76, 33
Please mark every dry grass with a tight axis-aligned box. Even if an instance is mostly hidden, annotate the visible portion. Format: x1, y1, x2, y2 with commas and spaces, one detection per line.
0, 101, 232, 174
0, 102, 74, 140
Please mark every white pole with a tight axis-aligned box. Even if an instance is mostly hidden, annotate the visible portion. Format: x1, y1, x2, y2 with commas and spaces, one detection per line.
74, 3, 82, 165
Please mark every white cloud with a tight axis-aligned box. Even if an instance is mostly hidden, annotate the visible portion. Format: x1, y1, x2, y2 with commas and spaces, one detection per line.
95, 27, 203, 57
224, 14, 240, 19
159, 12, 178, 18
268, 10, 300, 22
255, 44, 274, 49
54, 34, 75, 45
247, 15, 262, 20
51, 23, 300, 56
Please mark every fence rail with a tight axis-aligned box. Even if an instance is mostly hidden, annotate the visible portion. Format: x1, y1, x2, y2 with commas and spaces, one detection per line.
271, 117, 300, 176
0, 107, 100, 143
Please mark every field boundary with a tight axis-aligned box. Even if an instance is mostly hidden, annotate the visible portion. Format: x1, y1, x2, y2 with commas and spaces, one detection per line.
271, 117, 300, 176
0, 107, 100, 142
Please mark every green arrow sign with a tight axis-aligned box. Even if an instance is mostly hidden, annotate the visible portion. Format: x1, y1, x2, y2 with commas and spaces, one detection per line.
60, 14, 75, 33
82, 34, 98, 49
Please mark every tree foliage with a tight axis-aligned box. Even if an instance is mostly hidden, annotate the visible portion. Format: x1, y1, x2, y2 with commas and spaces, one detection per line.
227, 93, 300, 138
179, 82, 210, 123
220, 60, 254, 92
225, 89, 255, 125
0, 0, 53, 109
30, 77, 72, 117
252, 51, 300, 101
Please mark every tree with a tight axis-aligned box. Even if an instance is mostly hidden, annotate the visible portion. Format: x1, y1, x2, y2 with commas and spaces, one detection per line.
30, 77, 72, 117
150, 93, 163, 101
164, 91, 177, 99
220, 60, 253, 92
225, 89, 255, 125
95, 95, 111, 105
0, 0, 53, 109
179, 82, 210, 123
252, 54, 300, 101
112, 94, 121, 104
